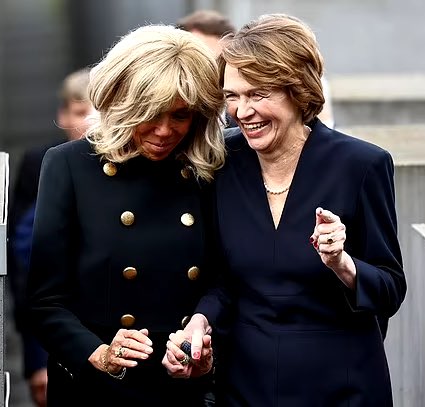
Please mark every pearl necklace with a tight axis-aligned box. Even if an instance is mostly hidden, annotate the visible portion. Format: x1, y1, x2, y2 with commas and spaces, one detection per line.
262, 124, 311, 195
263, 182, 290, 195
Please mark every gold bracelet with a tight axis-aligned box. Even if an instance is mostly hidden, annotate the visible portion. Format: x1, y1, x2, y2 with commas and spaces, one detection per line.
102, 346, 127, 380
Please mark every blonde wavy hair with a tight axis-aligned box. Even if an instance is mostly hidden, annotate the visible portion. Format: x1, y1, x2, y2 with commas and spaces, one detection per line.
86, 24, 225, 182
218, 14, 325, 124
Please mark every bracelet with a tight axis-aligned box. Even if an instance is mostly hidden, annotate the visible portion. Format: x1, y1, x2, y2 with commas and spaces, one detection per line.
107, 367, 127, 380
102, 346, 127, 380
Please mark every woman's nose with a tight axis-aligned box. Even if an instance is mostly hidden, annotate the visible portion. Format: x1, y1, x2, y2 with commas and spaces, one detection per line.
154, 117, 173, 136
236, 99, 255, 120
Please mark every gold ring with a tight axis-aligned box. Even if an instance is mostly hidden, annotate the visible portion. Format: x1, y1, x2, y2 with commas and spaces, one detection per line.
179, 354, 191, 366
116, 346, 124, 358
327, 237, 334, 244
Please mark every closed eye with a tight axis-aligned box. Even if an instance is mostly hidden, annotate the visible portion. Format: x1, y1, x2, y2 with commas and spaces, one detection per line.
250, 91, 271, 102
224, 92, 238, 101
171, 109, 193, 121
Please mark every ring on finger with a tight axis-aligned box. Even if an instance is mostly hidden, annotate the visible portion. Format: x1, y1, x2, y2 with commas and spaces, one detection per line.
327, 236, 334, 244
116, 346, 124, 358
180, 340, 192, 355
178, 354, 191, 366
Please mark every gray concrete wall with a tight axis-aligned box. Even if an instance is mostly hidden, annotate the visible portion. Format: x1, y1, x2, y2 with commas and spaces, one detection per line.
340, 125, 425, 406
90, 0, 425, 76
330, 74, 425, 127
386, 223, 425, 407
221, 0, 425, 75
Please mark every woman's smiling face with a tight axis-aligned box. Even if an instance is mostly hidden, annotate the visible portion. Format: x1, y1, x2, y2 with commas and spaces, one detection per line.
223, 65, 299, 154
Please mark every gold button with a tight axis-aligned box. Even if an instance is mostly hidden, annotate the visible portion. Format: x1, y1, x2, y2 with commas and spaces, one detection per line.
181, 213, 194, 227
187, 266, 200, 281
123, 266, 137, 280
181, 315, 191, 328
103, 162, 117, 176
121, 211, 135, 226
180, 167, 191, 179
120, 314, 135, 328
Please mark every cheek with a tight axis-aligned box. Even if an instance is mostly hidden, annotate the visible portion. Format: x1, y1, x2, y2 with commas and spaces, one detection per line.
176, 121, 192, 139
134, 123, 152, 140
135, 123, 150, 133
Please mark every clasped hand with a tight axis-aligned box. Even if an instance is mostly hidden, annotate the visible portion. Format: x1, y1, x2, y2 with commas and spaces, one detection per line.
162, 313, 213, 378
90, 328, 153, 374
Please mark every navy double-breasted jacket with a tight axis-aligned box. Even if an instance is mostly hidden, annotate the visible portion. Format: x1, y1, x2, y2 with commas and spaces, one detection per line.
27, 138, 214, 405
197, 120, 406, 407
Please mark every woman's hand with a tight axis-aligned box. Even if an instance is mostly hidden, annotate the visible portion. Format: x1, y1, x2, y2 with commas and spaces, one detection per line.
162, 313, 213, 378
310, 207, 356, 289
89, 328, 153, 374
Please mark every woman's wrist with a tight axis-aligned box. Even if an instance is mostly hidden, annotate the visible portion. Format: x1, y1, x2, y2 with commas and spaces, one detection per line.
101, 345, 127, 380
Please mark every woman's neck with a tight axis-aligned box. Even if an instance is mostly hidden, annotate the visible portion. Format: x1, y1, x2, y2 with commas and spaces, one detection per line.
259, 124, 311, 181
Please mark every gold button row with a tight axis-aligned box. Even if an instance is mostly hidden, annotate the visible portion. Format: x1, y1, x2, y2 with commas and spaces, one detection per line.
103, 161, 192, 181
119, 265, 200, 328
121, 266, 200, 281
120, 314, 192, 329
104, 161, 197, 329
118, 211, 195, 227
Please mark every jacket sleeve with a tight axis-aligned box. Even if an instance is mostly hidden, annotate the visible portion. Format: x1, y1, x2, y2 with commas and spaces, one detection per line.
26, 146, 103, 376
346, 149, 406, 319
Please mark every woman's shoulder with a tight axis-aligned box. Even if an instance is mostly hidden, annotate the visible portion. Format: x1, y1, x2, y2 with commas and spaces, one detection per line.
48, 137, 91, 153
43, 138, 94, 160
335, 130, 391, 162
41, 138, 97, 172
317, 120, 391, 163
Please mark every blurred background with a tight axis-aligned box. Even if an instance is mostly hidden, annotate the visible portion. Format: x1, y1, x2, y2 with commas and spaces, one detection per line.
1, 0, 424, 183
1, 0, 424, 406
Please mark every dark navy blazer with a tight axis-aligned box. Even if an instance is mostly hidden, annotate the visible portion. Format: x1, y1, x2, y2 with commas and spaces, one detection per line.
197, 119, 406, 407
27, 138, 214, 405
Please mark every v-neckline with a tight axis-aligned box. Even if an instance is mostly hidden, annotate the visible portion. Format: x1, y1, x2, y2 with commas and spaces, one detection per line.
257, 135, 313, 232
267, 192, 289, 230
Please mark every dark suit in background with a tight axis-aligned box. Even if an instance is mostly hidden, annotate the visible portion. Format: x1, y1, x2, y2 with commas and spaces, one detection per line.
8, 138, 65, 379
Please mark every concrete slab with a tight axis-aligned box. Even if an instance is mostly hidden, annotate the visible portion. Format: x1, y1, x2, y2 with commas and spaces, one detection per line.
329, 74, 425, 102
337, 125, 425, 166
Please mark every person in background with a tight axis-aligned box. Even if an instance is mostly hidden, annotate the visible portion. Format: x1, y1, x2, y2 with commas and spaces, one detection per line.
164, 14, 406, 406
26, 24, 225, 406
177, 9, 237, 129
8, 67, 93, 407
176, 9, 236, 57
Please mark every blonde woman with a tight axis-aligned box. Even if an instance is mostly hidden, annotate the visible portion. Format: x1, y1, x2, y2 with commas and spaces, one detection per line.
27, 25, 225, 406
